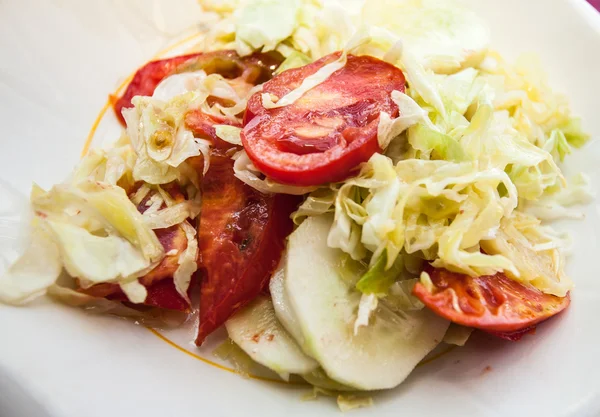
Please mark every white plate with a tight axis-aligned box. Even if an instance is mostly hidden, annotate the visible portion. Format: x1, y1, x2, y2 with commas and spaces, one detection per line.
1, 1, 600, 416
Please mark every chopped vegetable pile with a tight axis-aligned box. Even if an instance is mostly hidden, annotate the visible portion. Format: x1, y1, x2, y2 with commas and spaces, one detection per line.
0, 0, 593, 407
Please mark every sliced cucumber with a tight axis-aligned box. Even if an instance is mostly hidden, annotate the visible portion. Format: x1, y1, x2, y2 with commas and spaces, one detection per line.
269, 258, 305, 345
271, 260, 354, 391
225, 295, 318, 379
284, 215, 450, 390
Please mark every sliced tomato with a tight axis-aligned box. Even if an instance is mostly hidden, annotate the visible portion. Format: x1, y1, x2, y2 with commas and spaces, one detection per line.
487, 325, 537, 342
77, 183, 192, 311
112, 50, 282, 125
185, 110, 240, 151
241, 52, 406, 187
187, 112, 299, 345
413, 267, 570, 336
105, 274, 191, 311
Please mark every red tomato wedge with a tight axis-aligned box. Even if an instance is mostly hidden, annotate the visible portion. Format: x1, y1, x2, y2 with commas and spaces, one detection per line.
413, 267, 570, 336
241, 52, 406, 187
186, 110, 299, 345
106, 274, 191, 312
112, 50, 282, 125
184, 111, 239, 148
78, 183, 192, 311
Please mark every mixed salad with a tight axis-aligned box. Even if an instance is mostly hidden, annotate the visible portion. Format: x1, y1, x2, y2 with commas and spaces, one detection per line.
0, 0, 593, 403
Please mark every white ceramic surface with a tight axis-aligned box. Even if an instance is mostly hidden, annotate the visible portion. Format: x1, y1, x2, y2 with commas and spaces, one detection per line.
1, 1, 600, 416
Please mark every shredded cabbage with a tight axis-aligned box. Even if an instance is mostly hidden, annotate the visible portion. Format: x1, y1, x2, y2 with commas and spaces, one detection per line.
234, 0, 301, 56
261, 51, 347, 109
408, 123, 467, 162
377, 91, 433, 149
525, 173, 594, 221
353, 293, 378, 335
318, 131, 580, 295
260, 26, 375, 109
197, 0, 358, 64
119, 279, 148, 304
480, 212, 572, 297
142, 200, 201, 229
173, 221, 199, 303
214, 125, 242, 146
0, 178, 166, 304
336, 395, 374, 412
275, 50, 312, 74
363, 0, 489, 73
232, 150, 317, 195
0, 219, 62, 305
32, 181, 164, 262
47, 220, 152, 285
292, 187, 336, 224
124, 93, 210, 179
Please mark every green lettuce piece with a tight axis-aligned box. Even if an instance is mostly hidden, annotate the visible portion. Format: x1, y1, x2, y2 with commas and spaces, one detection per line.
409, 123, 467, 162
356, 251, 403, 295
275, 50, 312, 74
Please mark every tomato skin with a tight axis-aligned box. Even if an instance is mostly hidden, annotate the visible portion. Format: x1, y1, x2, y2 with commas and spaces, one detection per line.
193, 140, 299, 345
106, 276, 191, 311
413, 267, 570, 335
487, 325, 537, 342
186, 111, 299, 345
113, 53, 201, 125
184, 110, 239, 149
241, 52, 406, 187
195, 166, 298, 344
113, 51, 282, 125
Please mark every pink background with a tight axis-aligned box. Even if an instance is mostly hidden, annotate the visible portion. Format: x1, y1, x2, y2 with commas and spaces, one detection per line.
590, 0, 600, 11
